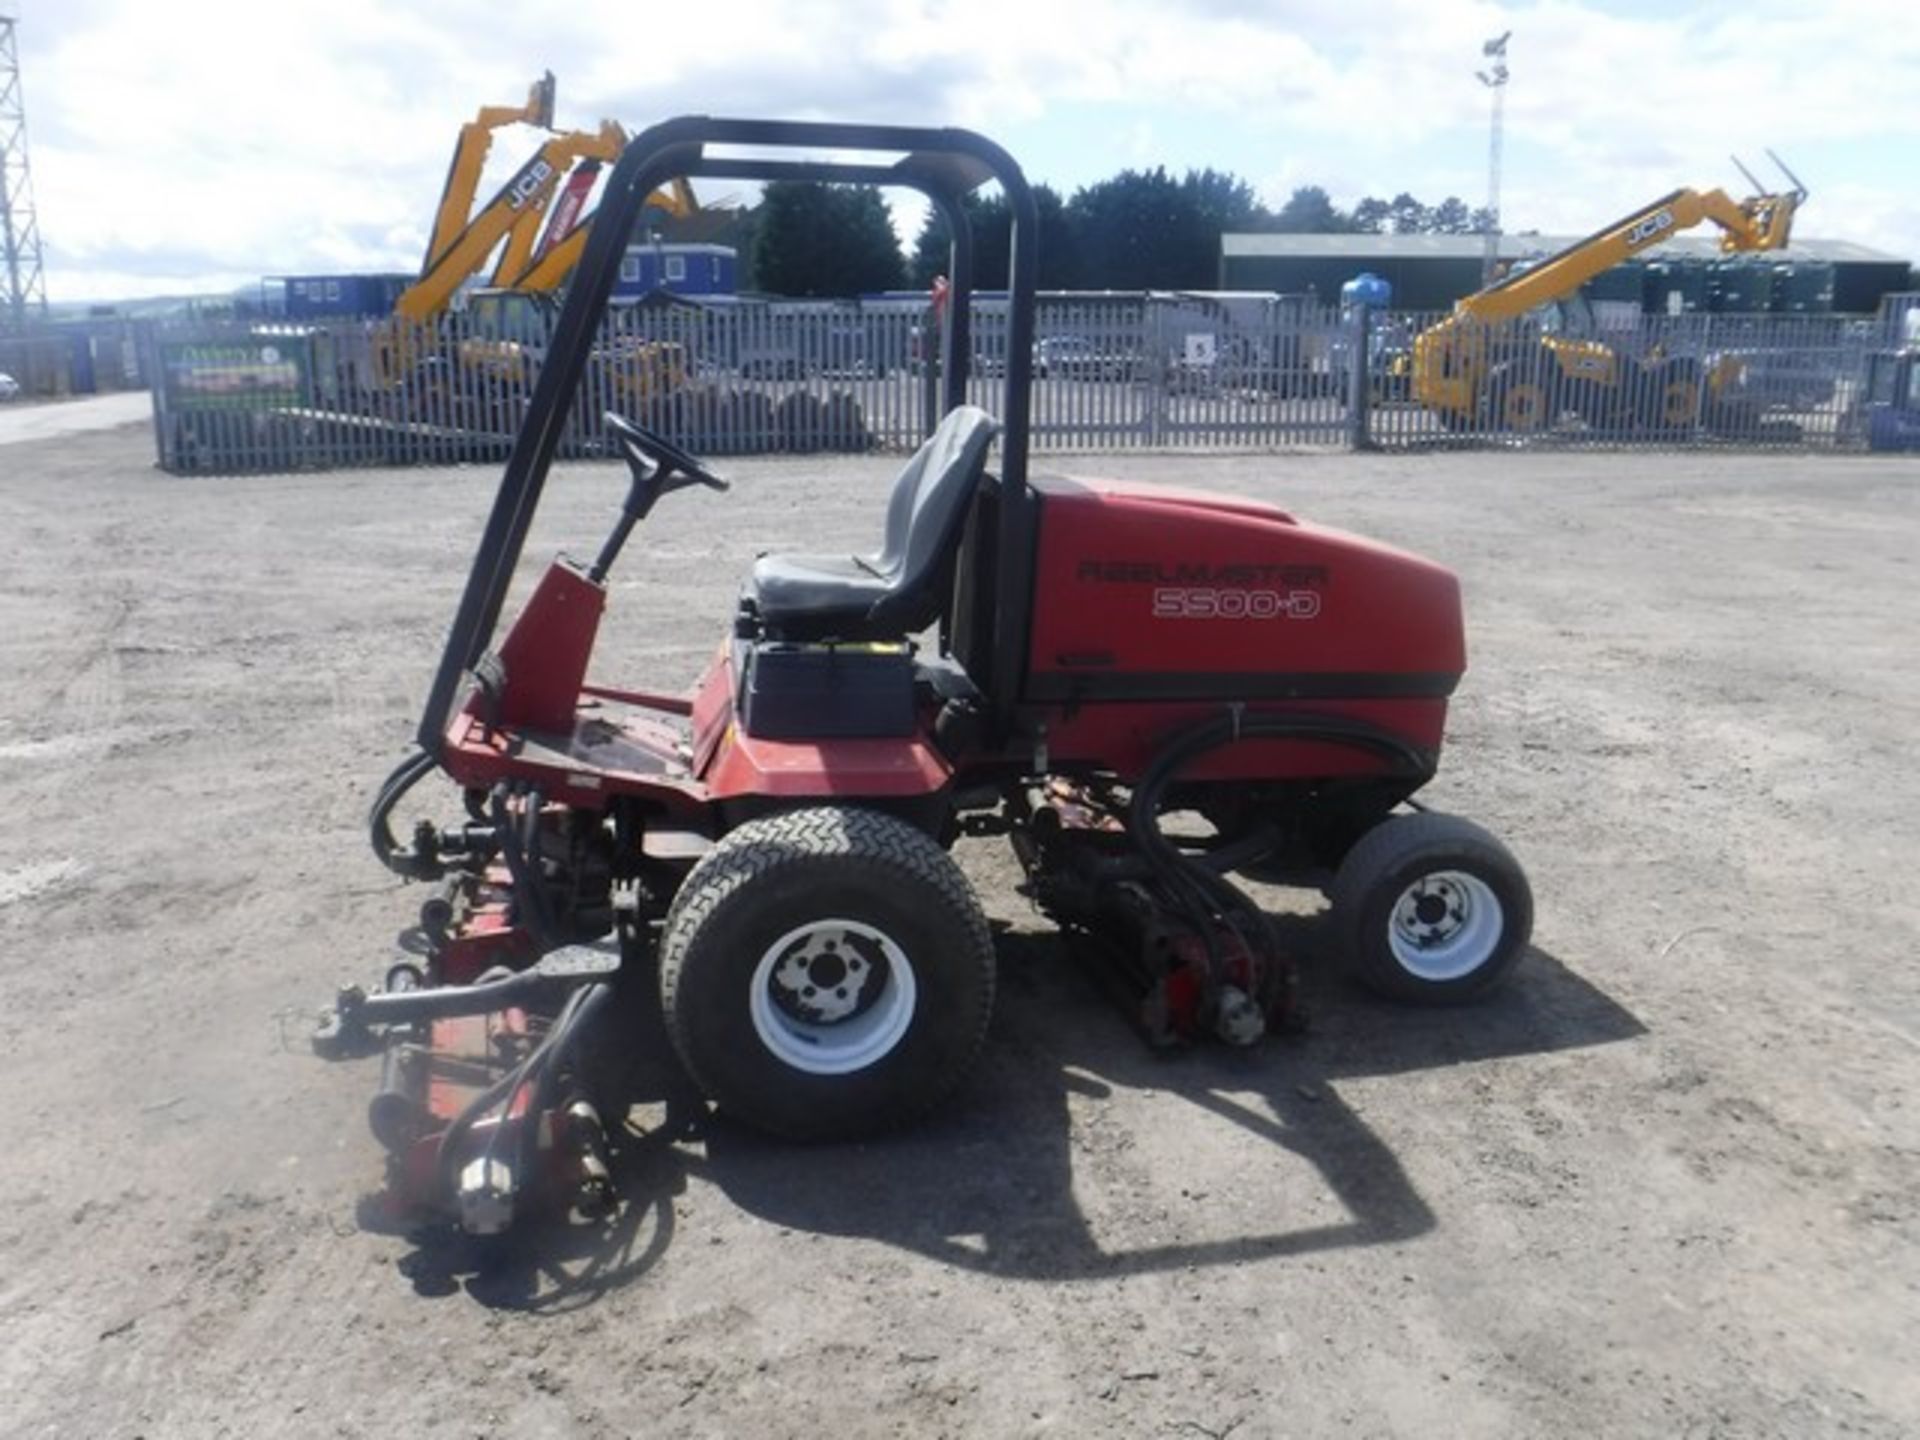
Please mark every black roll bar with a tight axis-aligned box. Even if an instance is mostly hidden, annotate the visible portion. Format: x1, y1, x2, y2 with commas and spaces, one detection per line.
414, 116, 1040, 756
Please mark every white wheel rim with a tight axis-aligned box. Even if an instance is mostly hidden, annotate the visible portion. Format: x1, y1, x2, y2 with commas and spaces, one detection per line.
1387, 870, 1505, 982
748, 918, 917, 1075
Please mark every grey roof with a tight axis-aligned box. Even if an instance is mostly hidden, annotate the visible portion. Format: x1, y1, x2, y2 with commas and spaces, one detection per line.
1220, 232, 1910, 265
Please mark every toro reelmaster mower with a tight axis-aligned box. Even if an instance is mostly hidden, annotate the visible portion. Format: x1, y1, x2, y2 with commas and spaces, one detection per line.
316, 119, 1532, 1236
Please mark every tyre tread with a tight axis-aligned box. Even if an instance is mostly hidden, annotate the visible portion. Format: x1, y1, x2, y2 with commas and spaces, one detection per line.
659, 807, 994, 1137
1329, 811, 1532, 1004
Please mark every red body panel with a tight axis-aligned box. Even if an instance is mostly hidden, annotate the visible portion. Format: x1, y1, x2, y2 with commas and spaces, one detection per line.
1023, 475, 1464, 776
444, 570, 951, 807
1036, 700, 1453, 779
492, 560, 605, 734
689, 646, 951, 800
1027, 475, 1464, 685
449, 472, 1465, 805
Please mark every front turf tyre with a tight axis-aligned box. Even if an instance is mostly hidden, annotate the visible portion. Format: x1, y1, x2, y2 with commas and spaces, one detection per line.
659, 807, 995, 1140
1329, 812, 1533, 1005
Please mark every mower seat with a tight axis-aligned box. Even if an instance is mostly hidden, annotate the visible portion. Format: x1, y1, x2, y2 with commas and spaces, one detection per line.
746, 405, 999, 641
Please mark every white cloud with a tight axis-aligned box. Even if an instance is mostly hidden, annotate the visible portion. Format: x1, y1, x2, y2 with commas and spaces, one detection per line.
9, 0, 1914, 301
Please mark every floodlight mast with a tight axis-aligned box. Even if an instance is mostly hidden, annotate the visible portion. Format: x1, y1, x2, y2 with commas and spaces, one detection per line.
1477, 31, 1511, 287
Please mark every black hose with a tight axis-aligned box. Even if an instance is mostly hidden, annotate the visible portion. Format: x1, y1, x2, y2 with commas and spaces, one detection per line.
513, 980, 614, 1188
1126, 710, 1432, 1004
370, 747, 440, 879
1079, 823, 1281, 881
492, 785, 560, 947
1128, 710, 1429, 884
437, 979, 596, 1204
424, 786, 602, 1217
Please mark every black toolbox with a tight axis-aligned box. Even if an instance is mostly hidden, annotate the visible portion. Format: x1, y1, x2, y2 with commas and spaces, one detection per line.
737, 640, 917, 740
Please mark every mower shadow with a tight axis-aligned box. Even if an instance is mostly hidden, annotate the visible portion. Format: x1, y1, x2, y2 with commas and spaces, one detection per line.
399, 914, 1641, 1307
693, 918, 1643, 1281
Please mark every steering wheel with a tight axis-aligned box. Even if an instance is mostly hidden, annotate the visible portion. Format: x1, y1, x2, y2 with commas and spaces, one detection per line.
603, 411, 730, 496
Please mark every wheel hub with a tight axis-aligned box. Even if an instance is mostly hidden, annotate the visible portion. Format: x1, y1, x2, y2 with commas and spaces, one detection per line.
1388, 870, 1504, 982
750, 918, 918, 1075
770, 927, 876, 1023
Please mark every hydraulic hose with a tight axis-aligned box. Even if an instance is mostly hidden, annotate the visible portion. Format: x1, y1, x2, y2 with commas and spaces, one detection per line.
1078, 823, 1282, 881
1125, 709, 1433, 1008
512, 979, 615, 1188
370, 747, 440, 879
1127, 709, 1430, 885
492, 784, 561, 947
436, 978, 615, 1209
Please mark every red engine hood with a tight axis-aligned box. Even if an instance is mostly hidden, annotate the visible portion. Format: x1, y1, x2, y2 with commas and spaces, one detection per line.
1025, 472, 1466, 701
1043, 473, 1303, 526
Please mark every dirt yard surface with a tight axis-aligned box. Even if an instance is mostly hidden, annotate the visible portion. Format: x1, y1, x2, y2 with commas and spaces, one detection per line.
0, 391, 153, 448
2, 422, 1916, 1439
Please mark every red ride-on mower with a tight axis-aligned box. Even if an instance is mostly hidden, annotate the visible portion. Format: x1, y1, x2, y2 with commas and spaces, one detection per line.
316, 119, 1532, 1235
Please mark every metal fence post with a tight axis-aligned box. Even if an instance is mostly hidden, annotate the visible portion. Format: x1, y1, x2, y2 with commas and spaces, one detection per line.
144, 327, 170, 471
1146, 300, 1166, 446
1346, 303, 1373, 451
921, 303, 940, 440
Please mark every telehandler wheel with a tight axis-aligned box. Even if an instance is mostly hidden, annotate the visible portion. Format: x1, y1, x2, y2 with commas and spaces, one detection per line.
1641, 359, 1703, 434
1329, 812, 1533, 1005
659, 807, 996, 1141
1484, 365, 1553, 433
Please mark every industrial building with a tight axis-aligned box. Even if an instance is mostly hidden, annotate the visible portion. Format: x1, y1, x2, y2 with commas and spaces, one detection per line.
613, 242, 738, 302
1219, 233, 1912, 314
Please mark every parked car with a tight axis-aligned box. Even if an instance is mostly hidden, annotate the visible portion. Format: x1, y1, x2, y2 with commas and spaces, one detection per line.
1033, 334, 1139, 381
1705, 348, 1841, 411
0, 371, 20, 401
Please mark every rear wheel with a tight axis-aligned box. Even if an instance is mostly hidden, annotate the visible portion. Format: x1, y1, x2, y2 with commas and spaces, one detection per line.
1483, 364, 1554, 433
1329, 812, 1533, 1004
659, 807, 995, 1140
1641, 359, 1702, 434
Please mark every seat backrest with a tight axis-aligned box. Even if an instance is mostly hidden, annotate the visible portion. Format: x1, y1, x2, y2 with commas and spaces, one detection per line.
868, 405, 999, 627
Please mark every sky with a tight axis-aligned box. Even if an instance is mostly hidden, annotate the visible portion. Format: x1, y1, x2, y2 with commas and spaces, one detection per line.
8, 0, 1917, 302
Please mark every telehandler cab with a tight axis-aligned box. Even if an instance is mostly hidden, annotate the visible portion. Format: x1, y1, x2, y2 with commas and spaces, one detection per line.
317, 118, 1532, 1236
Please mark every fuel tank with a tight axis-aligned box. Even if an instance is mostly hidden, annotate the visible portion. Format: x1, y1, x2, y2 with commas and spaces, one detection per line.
1023, 474, 1465, 775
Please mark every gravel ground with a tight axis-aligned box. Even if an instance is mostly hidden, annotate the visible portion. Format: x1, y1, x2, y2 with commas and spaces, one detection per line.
0, 391, 154, 448
1, 421, 1916, 1439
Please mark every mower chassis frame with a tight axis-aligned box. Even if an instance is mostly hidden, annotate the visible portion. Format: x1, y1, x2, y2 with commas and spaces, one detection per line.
415, 118, 1045, 769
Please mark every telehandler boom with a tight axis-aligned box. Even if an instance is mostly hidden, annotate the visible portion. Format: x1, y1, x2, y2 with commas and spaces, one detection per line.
1412, 153, 1807, 432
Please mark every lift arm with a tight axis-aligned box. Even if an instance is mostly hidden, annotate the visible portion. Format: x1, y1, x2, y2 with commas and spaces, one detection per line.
393, 120, 627, 324
490, 157, 606, 287
1460, 165, 1805, 323
501, 176, 700, 293
422, 72, 557, 275
1411, 154, 1807, 418
486, 173, 573, 291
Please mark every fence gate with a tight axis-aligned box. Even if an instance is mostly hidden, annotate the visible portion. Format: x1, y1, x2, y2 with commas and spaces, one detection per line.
145, 296, 1890, 474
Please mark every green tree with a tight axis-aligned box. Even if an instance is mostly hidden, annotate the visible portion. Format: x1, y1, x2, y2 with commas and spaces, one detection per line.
1182, 168, 1269, 239
751, 182, 905, 297
1387, 192, 1431, 235
1351, 196, 1391, 234
1065, 166, 1266, 289
909, 184, 1077, 289
1269, 185, 1349, 233
1346, 192, 1493, 235
1429, 196, 1474, 234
